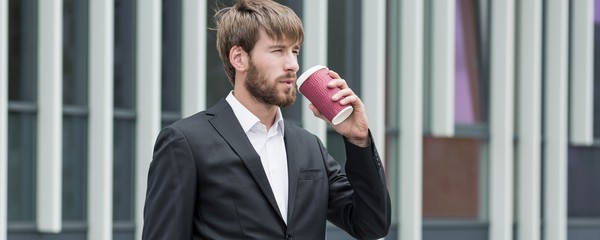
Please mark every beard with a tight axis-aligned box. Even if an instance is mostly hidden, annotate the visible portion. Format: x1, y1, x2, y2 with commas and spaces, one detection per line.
245, 60, 297, 108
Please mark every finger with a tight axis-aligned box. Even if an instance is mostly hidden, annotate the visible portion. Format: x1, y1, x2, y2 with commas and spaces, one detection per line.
328, 70, 341, 79
338, 94, 361, 106
327, 78, 349, 89
331, 88, 355, 101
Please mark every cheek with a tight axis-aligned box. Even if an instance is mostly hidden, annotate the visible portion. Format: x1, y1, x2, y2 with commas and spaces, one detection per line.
261, 70, 278, 83
251, 57, 280, 81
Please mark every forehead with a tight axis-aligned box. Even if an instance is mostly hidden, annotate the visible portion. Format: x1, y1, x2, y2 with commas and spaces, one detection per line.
256, 29, 301, 48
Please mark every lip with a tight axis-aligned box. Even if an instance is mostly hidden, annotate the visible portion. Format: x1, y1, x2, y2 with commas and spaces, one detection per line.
279, 78, 296, 86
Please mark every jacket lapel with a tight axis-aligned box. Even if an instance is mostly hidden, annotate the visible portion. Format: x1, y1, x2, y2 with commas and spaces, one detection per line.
206, 99, 283, 221
284, 124, 299, 223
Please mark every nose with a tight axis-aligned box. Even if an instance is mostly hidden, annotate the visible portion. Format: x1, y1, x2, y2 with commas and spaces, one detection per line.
284, 51, 299, 73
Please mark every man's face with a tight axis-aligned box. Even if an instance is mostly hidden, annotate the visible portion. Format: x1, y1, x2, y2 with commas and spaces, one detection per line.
244, 30, 300, 108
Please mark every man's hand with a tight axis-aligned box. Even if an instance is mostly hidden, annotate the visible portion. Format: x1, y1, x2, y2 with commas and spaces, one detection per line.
308, 70, 370, 147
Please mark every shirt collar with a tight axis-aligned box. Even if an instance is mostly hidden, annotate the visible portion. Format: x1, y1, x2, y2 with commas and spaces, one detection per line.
225, 91, 285, 135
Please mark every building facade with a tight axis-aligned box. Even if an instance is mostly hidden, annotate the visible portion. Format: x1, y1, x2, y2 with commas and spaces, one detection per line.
1, 0, 599, 239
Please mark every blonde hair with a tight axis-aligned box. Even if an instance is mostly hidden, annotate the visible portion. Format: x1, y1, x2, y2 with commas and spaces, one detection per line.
214, 0, 304, 85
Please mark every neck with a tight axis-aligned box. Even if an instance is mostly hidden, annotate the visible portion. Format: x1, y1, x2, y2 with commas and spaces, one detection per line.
232, 88, 278, 130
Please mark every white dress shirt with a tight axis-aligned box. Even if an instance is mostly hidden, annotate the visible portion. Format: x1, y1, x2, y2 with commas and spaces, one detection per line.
226, 92, 289, 224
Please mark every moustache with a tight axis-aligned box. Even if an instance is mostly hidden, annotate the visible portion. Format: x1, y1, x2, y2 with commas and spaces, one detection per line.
284, 72, 297, 79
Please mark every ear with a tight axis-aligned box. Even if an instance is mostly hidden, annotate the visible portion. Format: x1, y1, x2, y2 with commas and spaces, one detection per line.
229, 46, 248, 72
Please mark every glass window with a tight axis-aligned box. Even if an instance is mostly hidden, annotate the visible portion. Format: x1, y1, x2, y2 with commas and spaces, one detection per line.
8, 0, 37, 102
62, 116, 88, 221
113, 0, 136, 231
113, 120, 135, 221
62, 0, 89, 222
63, 0, 88, 106
7, 113, 36, 222
594, 0, 600, 139
7, 0, 37, 223
161, 0, 182, 125
114, 0, 136, 110
327, 0, 362, 96
568, 146, 600, 217
455, 0, 484, 125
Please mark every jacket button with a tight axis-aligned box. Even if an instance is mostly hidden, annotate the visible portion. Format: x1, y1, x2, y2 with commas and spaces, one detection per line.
286, 234, 293, 240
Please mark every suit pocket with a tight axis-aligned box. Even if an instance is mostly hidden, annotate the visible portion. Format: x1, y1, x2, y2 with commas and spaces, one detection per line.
298, 169, 324, 180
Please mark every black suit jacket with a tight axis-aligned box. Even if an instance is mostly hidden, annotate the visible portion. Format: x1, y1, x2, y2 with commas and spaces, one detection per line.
142, 99, 391, 239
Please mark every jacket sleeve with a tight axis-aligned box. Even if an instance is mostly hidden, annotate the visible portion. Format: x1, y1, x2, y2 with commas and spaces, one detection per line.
324, 130, 391, 239
142, 126, 198, 240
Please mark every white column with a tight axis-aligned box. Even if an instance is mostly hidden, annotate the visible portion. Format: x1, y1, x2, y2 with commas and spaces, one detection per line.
569, 0, 594, 146
135, 1, 162, 239
88, 0, 114, 239
302, 0, 327, 141
489, 1, 515, 240
398, 0, 423, 239
37, 0, 63, 233
0, 0, 7, 239
182, 0, 207, 117
516, 0, 542, 240
430, 0, 455, 137
361, 0, 386, 164
543, 0, 569, 240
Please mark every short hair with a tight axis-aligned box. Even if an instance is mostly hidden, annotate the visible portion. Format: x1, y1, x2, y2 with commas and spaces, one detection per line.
214, 0, 304, 85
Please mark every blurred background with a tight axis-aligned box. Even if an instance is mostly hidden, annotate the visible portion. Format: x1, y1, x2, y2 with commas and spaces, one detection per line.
1, 0, 599, 240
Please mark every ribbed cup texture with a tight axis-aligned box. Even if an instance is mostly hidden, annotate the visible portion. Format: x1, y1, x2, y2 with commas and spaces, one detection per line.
298, 68, 352, 124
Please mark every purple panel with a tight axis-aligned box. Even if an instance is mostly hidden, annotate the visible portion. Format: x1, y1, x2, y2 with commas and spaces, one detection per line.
596, 0, 600, 23
455, 0, 475, 124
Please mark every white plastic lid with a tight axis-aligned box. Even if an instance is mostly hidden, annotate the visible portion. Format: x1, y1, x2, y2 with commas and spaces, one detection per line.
296, 65, 328, 90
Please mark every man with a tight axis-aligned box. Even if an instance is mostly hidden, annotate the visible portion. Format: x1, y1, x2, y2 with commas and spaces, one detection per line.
142, 0, 390, 239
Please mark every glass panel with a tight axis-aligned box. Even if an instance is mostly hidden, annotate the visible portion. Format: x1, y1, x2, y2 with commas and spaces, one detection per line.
63, 0, 88, 106
114, 0, 136, 225
8, 0, 37, 102
113, 119, 135, 221
568, 146, 600, 217
455, 0, 483, 124
7, 113, 36, 221
423, 136, 480, 218
161, 0, 182, 113
62, 116, 88, 221
206, 0, 236, 107
327, 0, 361, 96
114, 0, 136, 109
594, 0, 600, 138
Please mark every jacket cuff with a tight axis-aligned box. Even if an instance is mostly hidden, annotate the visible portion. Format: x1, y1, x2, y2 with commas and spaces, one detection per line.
343, 130, 384, 173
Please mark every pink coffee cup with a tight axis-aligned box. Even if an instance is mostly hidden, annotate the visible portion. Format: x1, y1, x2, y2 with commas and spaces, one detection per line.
297, 65, 353, 125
